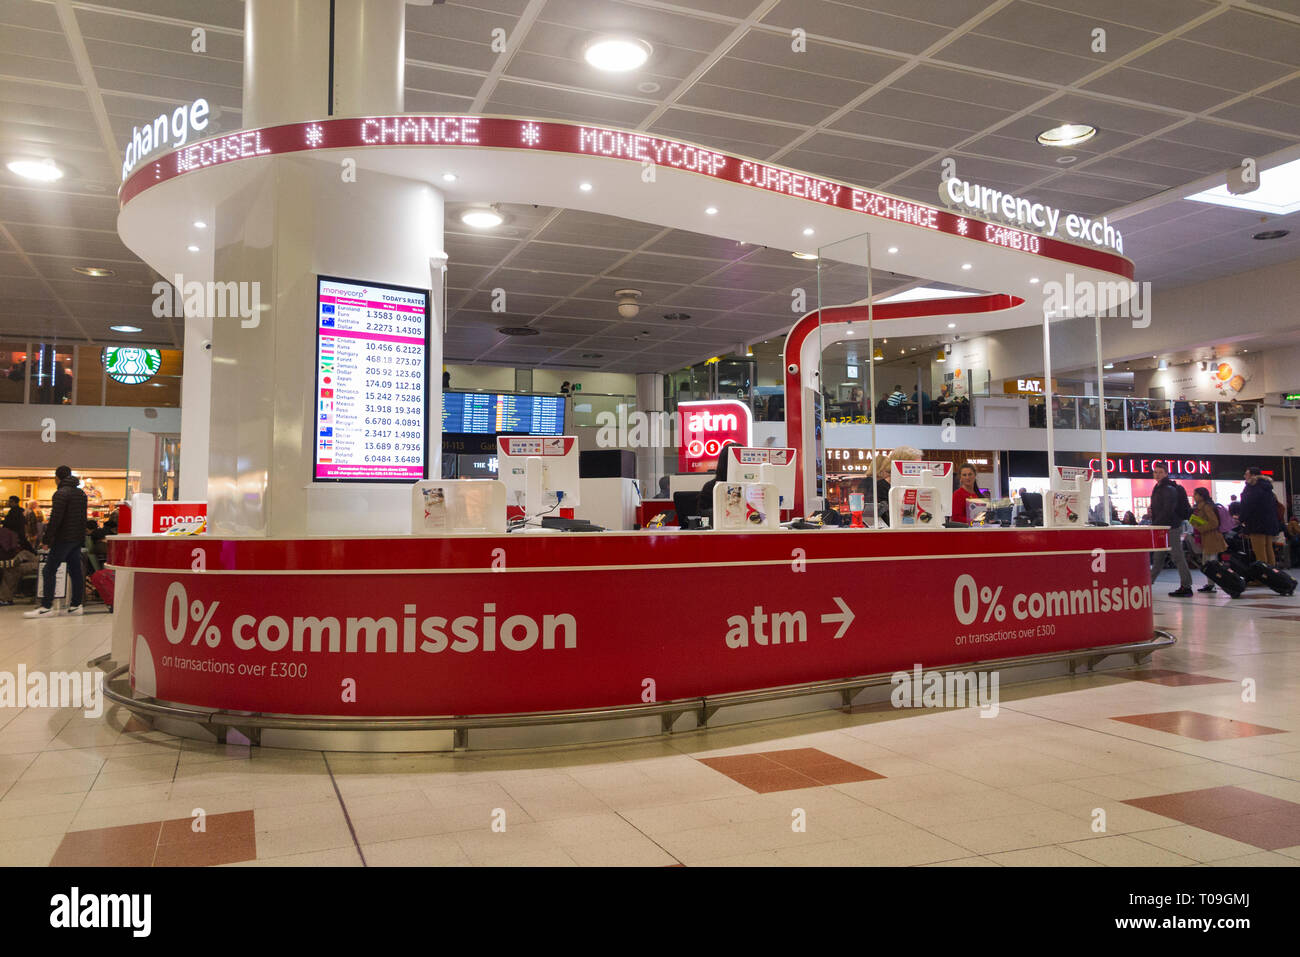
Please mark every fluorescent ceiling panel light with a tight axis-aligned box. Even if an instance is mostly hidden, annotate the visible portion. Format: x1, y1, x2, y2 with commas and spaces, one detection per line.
1185, 157, 1300, 215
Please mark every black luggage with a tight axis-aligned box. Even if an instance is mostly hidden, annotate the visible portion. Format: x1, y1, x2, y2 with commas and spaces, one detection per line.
1202, 560, 1246, 599
1226, 552, 1254, 579
1247, 561, 1297, 596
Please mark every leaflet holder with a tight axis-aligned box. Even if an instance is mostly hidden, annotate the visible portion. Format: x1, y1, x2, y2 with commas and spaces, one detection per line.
725, 447, 797, 510
1044, 466, 1092, 528
411, 480, 507, 535
888, 460, 952, 529
711, 481, 781, 531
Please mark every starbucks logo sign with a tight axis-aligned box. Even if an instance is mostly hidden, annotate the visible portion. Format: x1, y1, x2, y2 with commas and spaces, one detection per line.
103, 347, 161, 384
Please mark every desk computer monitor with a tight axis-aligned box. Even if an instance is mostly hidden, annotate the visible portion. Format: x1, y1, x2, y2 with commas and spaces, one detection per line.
497, 435, 581, 516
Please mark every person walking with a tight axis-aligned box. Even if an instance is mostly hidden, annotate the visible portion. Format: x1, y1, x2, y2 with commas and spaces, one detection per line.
23, 465, 87, 618
1189, 487, 1228, 594
1149, 462, 1193, 597
1240, 467, 1283, 566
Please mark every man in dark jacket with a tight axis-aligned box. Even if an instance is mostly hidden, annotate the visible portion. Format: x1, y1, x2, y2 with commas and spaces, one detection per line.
1240, 467, 1283, 567
1149, 463, 1193, 597
23, 465, 87, 617
2, 495, 30, 550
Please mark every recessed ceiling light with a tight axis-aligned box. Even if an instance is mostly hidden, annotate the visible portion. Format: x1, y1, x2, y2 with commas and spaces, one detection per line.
441, 172, 457, 182
497, 326, 539, 337
193, 220, 207, 229
186, 244, 200, 252
846, 329, 854, 335
579, 182, 593, 192
705, 206, 718, 215
960, 263, 972, 270
73, 266, 114, 278
1253, 229, 1290, 240
886, 246, 899, 254
1036, 123, 1097, 147
1104, 362, 1114, 369
947, 322, 956, 328
1029, 277, 1040, 284
110, 325, 142, 333
792, 251, 818, 260
1055, 155, 1078, 165
584, 36, 652, 73
802, 227, 814, 236
461, 207, 503, 228
663, 312, 691, 321
1187, 157, 1300, 215
7, 158, 63, 182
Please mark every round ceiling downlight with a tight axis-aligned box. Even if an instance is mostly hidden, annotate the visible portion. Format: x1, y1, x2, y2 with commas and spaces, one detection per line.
1036, 123, 1097, 147
584, 36, 652, 73
7, 158, 63, 182
73, 266, 115, 277
461, 207, 504, 228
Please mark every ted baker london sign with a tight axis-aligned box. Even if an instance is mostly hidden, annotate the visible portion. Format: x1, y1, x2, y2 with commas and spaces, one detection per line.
119, 114, 1133, 276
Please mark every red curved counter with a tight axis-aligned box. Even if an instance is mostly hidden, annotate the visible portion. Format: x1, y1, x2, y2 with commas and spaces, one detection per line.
109, 526, 1164, 717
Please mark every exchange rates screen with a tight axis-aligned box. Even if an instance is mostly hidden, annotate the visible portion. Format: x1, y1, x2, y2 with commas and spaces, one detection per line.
314, 276, 429, 481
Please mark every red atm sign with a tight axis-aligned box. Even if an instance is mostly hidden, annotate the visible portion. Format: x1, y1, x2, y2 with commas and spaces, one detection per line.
678, 400, 753, 473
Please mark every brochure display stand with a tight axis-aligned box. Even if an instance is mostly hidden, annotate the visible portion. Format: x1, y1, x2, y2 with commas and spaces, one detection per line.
1045, 467, 1093, 528
712, 482, 780, 530
411, 480, 507, 535
725, 447, 797, 511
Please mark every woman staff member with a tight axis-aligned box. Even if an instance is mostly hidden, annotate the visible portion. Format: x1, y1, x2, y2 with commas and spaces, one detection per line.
1189, 487, 1228, 593
950, 463, 986, 525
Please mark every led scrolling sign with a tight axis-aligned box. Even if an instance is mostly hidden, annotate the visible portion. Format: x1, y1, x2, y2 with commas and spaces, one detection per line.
121, 116, 1132, 277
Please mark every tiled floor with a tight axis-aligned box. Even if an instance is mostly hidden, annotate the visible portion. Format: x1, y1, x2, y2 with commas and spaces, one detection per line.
2, 574, 1299, 867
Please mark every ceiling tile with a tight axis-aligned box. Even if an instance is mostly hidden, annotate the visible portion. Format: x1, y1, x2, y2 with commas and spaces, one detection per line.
1025, 0, 1216, 34
484, 80, 653, 128
1126, 39, 1294, 92
892, 63, 1048, 110
934, 35, 1102, 85
1082, 67, 1237, 113
1180, 8, 1300, 66
974, 1, 1159, 59
1210, 97, 1300, 138
761, 0, 951, 55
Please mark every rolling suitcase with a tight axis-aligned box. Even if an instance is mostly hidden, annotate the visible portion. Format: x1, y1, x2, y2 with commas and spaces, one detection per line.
1226, 552, 1255, 580
1202, 560, 1246, 599
1247, 561, 1297, 596
88, 568, 116, 609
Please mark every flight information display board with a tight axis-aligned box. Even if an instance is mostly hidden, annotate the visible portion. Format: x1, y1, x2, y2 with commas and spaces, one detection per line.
313, 275, 430, 482
441, 391, 565, 436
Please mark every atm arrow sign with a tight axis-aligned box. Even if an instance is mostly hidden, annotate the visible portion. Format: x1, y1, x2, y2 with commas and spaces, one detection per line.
821, 596, 854, 639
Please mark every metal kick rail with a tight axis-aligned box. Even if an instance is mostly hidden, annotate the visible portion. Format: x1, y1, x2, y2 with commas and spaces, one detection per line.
96, 631, 1175, 749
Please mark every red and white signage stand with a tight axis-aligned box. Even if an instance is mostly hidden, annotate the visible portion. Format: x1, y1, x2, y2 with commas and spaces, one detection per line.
111, 526, 1164, 720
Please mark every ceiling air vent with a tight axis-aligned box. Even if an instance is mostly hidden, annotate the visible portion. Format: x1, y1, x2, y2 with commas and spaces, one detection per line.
497, 326, 539, 336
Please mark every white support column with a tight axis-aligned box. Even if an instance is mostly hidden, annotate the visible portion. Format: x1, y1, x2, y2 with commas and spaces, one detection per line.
635, 373, 664, 496
1095, 313, 1111, 523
